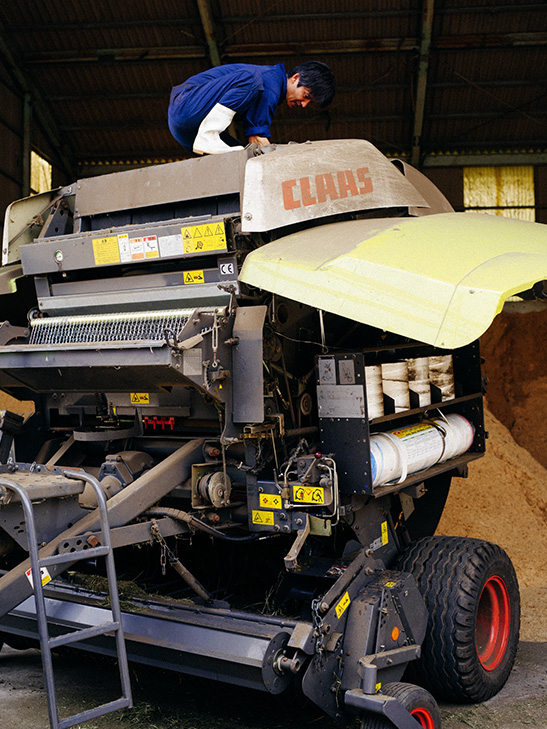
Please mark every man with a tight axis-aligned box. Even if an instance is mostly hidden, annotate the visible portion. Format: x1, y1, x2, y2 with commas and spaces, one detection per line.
168, 61, 335, 155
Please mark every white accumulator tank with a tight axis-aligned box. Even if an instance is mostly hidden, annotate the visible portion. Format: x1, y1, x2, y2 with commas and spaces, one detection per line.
370, 413, 475, 487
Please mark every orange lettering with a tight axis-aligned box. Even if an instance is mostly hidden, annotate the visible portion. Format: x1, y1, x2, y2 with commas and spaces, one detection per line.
337, 170, 360, 198
300, 176, 317, 206
316, 173, 339, 203
356, 167, 373, 194
282, 179, 300, 210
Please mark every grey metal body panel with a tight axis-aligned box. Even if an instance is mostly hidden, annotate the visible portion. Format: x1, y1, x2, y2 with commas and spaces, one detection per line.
232, 306, 267, 423
74, 151, 248, 219
1, 588, 297, 693
38, 282, 231, 316
240, 140, 429, 232
20, 216, 230, 276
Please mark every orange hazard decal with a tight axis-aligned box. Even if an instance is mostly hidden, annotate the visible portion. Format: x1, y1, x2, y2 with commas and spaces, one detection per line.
282, 168, 373, 210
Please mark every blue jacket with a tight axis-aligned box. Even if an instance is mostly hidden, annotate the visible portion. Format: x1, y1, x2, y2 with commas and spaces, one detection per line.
168, 63, 287, 150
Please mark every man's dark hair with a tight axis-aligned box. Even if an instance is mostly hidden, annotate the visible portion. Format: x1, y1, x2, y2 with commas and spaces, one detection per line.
288, 61, 335, 108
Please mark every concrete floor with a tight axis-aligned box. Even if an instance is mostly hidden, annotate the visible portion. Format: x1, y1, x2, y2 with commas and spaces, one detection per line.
0, 640, 546, 729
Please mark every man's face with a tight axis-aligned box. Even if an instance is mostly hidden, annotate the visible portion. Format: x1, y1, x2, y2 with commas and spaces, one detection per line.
286, 73, 313, 108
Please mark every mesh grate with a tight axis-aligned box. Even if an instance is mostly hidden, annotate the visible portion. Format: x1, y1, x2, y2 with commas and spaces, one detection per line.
29, 309, 196, 346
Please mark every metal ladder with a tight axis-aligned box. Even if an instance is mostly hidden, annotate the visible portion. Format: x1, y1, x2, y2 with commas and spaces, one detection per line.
1, 468, 133, 729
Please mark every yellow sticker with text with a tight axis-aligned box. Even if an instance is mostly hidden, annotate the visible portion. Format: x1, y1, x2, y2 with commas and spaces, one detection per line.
181, 222, 227, 254
384, 581, 397, 588
259, 494, 282, 509
252, 510, 274, 525
92, 235, 121, 266
183, 269, 205, 284
335, 591, 351, 619
130, 393, 150, 404
381, 521, 389, 545
293, 486, 325, 504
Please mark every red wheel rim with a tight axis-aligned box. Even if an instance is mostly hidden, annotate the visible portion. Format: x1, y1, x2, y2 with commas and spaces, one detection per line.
411, 707, 435, 729
476, 575, 511, 671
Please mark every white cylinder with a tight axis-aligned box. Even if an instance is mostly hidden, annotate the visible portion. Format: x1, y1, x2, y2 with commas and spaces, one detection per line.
365, 365, 384, 419
429, 355, 455, 401
370, 413, 475, 487
381, 361, 410, 412
408, 356, 431, 406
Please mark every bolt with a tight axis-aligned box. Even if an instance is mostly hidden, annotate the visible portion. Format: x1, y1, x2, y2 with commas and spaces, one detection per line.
320, 601, 329, 613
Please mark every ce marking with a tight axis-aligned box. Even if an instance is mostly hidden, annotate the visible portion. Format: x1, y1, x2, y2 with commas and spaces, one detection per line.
219, 258, 236, 278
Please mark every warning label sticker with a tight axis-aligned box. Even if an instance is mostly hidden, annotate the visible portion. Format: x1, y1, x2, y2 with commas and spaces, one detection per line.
252, 510, 274, 526
159, 233, 184, 258
335, 590, 351, 619
26, 566, 52, 589
381, 521, 389, 545
181, 222, 227, 254
143, 235, 159, 259
259, 494, 282, 510
130, 393, 150, 404
293, 486, 325, 504
183, 269, 205, 284
92, 235, 121, 266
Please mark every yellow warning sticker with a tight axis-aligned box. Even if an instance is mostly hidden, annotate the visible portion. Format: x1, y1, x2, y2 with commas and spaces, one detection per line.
130, 393, 150, 404
381, 521, 389, 545
92, 235, 121, 266
25, 566, 52, 589
259, 494, 282, 509
252, 510, 274, 526
183, 270, 205, 284
384, 581, 397, 588
335, 590, 351, 619
181, 222, 227, 254
293, 486, 325, 504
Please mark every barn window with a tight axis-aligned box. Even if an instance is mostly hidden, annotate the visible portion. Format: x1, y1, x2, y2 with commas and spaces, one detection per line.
30, 150, 52, 195
463, 166, 535, 221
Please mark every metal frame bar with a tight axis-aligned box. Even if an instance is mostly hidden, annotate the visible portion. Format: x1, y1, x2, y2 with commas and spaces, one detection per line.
0, 471, 132, 729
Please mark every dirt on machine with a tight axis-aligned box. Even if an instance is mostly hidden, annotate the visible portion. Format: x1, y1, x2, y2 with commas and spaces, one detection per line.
0, 139, 545, 729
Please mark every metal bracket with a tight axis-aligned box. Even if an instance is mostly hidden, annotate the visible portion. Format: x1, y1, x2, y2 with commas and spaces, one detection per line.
344, 689, 423, 729
283, 515, 310, 570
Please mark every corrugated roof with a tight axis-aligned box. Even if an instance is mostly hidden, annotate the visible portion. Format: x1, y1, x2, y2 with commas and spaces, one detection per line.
0, 1, 545, 175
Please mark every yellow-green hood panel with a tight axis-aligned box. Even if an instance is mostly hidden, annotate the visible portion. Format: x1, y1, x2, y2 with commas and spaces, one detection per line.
239, 212, 547, 349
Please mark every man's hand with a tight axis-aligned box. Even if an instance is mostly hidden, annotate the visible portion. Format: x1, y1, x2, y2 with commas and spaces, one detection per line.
248, 135, 271, 147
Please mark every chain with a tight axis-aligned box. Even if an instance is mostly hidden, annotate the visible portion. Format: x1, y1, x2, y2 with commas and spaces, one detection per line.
151, 518, 174, 576
311, 597, 327, 657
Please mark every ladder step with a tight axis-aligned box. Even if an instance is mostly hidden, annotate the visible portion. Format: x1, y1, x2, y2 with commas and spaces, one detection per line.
48, 621, 120, 649
57, 696, 133, 729
39, 545, 110, 568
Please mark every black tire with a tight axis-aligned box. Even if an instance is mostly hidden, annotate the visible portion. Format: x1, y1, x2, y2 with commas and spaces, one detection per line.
361, 682, 441, 729
397, 536, 520, 703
